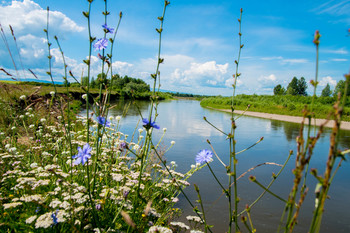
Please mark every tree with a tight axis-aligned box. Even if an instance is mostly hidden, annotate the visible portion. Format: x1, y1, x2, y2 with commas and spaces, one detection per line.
91, 77, 96, 88
321, 83, 332, 97
273, 84, 286, 95
334, 80, 350, 97
297, 77, 308, 96
286, 77, 308, 96
286, 77, 298, 95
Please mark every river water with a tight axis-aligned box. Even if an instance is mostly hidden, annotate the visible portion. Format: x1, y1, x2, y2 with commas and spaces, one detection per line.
87, 99, 350, 232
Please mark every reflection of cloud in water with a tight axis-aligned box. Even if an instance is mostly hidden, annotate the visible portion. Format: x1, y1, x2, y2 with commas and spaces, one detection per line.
185, 120, 223, 137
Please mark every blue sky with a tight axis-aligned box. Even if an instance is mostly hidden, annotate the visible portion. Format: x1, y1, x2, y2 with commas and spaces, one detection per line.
0, 0, 349, 95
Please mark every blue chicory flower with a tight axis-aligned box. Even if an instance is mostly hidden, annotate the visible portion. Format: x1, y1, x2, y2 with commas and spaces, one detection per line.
97, 116, 111, 127
51, 209, 58, 226
72, 143, 92, 165
93, 38, 108, 51
102, 24, 114, 34
195, 149, 213, 164
118, 141, 127, 151
142, 117, 160, 129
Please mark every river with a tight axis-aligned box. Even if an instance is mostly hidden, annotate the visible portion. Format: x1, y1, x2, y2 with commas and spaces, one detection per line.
86, 99, 350, 232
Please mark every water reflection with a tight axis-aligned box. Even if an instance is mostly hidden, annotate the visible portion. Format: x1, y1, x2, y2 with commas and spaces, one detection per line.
270, 118, 350, 149
90, 99, 350, 233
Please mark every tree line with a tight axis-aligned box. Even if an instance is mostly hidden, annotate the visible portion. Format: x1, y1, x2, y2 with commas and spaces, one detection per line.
70, 73, 150, 94
273, 76, 347, 97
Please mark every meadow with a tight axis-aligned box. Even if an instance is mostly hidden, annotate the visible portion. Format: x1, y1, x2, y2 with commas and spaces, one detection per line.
1, 1, 350, 233
200, 94, 350, 121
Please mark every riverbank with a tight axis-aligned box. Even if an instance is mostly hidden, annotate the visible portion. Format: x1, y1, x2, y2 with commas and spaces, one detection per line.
207, 107, 350, 131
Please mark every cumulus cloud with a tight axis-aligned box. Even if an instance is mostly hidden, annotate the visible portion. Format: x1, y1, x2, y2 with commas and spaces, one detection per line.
258, 74, 277, 82
319, 76, 337, 87
17, 34, 46, 61
225, 78, 242, 88
169, 61, 229, 87
0, 0, 84, 71
0, 0, 84, 36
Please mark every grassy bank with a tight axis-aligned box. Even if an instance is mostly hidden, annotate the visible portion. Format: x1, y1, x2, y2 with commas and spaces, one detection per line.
0, 81, 172, 100
200, 94, 350, 121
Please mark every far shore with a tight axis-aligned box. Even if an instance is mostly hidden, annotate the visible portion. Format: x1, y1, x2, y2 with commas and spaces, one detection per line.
207, 107, 350, 131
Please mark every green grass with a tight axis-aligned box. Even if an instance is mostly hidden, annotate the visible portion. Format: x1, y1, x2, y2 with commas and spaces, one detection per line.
200, 94, 350, 121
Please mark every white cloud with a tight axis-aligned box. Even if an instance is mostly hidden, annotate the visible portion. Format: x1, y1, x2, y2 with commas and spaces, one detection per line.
282, 59, 308, 64
112, 61, 134, 77
225, 78, 242, 88
323, 48, 349, 54
315, 0, 350, 16
17, 34, 46, 61
0, 0, 84, 70
259, 74, 277, 82
319, 76, 337, 87
168, 61, 229, 87
260, 56, 309, 65
261, 56, 283, 61
331, 58, 348, 62
0, 0, 84, 36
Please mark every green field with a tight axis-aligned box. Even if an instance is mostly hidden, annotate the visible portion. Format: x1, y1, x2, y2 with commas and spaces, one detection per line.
200, 94, 350, 121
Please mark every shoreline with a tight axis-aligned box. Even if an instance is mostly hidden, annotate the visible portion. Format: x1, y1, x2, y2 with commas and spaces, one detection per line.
206, 107, 350, 131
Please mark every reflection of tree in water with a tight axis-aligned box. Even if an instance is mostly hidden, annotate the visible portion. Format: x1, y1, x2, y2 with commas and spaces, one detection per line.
338, 130, 350, 150
271, 119, 350, 148
271, 120, 284, 131
271, 120, 302, 142
282, 122, 300, 142
109, 100, 150, 116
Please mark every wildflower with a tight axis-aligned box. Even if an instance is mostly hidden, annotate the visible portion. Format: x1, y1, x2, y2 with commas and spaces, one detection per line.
148, 226, 173, 233
72, 143, 92, 165
142, 117, 160, 130
191, 164, 196, 169
97, 116, 110, 127
3, 202, 22, 209
50, 91, 55, 96
186, 215, 203, 223
171, 141, 175, 145
51, 210, 58, 226
93, 38, 108, 51
35, 213, 52, 229
82, 94, 87, 100
123, 190, 130, 199
170, 222, 190, 230
19, 95, 26, 100
95, 204, 102, 211
115, 115, 121, 121
118, 141, 127, 151
26, 215, 37, 224
102, 24, 114, 34
163, 127, 167, 132
195, 149, 213, 164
